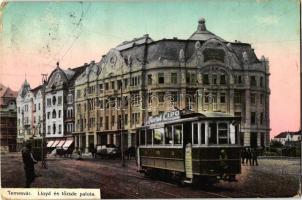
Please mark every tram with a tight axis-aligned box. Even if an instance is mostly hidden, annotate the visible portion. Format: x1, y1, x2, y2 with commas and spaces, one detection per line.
137, 110, 242, 184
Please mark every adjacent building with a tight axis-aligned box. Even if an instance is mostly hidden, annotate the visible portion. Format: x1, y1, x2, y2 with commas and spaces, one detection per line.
73, 18, 270, 152
44, 63, 86, 146
274, 130, 301, 145
0, 84, 18, 152
16, 81, 45, 150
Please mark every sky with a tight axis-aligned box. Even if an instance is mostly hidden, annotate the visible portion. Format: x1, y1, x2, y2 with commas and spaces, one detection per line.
0, 0, 300, 138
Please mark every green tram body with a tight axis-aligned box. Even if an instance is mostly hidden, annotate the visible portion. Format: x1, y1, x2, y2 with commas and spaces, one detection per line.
137, 111, 242, 183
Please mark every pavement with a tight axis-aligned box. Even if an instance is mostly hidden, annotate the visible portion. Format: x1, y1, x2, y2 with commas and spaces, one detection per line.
1, 152, 301, 198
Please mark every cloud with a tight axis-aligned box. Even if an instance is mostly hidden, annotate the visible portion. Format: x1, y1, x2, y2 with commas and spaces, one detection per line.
255, 15, 279, 25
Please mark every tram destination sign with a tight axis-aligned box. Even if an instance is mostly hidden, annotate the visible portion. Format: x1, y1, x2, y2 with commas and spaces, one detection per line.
146, 110, 180, 125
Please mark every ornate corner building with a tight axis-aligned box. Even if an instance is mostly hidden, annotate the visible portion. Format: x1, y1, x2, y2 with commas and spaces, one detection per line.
73, 18, 270, 152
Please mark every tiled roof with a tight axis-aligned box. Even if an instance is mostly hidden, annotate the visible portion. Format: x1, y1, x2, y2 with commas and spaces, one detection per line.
274, 130, 301, 138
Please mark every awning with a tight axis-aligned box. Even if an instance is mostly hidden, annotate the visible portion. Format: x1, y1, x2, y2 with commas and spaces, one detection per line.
51, 140, 60, 148
47, 140, 54, 147
63, 138, 74, 150
56, 140, 66, 148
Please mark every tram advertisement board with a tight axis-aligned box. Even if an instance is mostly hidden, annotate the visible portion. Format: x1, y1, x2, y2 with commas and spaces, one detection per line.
185, 143, 193, 179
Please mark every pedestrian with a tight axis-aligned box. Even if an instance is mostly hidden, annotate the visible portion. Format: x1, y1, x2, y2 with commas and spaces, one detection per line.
251, 148, 258, 166
246, 148, 252, 165
21, 142, 38, 188
241, 148, 246, 165
219, 149, 229, 180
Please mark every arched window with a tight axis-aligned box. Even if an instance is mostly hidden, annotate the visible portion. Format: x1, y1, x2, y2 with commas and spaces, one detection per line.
52, 109, 56, 118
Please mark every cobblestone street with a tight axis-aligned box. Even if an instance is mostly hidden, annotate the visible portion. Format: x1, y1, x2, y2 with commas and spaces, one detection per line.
1, 153, 300, 198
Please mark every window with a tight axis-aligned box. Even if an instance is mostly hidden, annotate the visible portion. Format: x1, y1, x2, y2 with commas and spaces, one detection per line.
47, 98, 51, 106
251, 112, 256, 125
105, 116, 109, 129
209, 123, 217, 144
58, 96, 62, 105
204, 92, 210, 103
105, 82, 109, 90
171, 92, 178, 102
58, 124, 62, 134
201, 123, 205, 144
99, 84, 103, 91
47, 126, 51, 134
251, 93, 256, 104
153, 128, 164, 145
158, 92, 165, 102
165, 126, 173, 145
212, 74, 217, 85
76, 90, 81, 98
38, 103, 41, 110
147, 74, 152, 85
58, 110, 61, 118
260, 77, 264, 87
220, 74, 226, 85
171, 73, 177, 84
117, 80, 122, 90
140, 130, 146, 145
203, 74, 209, 85
192, 123, 198, 145
234, 91, 241, 104
174, 125, 182, 145
250, 76, 257, 86
124, 114, 128, 125
52, 110, 56, 118
111, 115, 115, 126
52, 96, 56, 105
218, 123, 228, 144
158, 73, 165, 84
260, 94, 264, 104
53, 123, 56, 134
220, 93, 226, 103
235, 75, 243, 84
260, 112, 264, 125
186, 73, 196, 84
146, 130, 152, 145
47, 112, 50, 119
100, 117, 103, 127
111, 81, 115, 90
124, 78, 128, 88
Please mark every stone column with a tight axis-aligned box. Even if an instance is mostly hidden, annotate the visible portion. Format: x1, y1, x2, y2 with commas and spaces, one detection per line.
128, 133, 132, 147
79, 135, 82, 150
74, 135, 78, 150
229, 89, 234, 115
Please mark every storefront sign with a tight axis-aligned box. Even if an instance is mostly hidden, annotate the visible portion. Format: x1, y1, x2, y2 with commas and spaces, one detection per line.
146, 110, 180, 125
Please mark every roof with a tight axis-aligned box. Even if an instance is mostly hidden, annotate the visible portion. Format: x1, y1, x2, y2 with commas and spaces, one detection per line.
115, 34, 153, 51
0, 83, 17, 106
199, 112, 235, 118
274, 130, 301, 138
30, 85, 43, 94
188, 18, 226, 42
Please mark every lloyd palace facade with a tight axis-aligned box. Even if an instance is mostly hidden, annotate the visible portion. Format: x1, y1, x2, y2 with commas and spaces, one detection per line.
17, 18, 270, 152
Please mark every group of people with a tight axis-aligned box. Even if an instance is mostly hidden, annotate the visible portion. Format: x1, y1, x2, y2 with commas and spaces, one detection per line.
241, 148, 258, 166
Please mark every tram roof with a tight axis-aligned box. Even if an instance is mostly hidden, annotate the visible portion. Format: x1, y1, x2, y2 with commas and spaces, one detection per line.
143, 111, 240, 129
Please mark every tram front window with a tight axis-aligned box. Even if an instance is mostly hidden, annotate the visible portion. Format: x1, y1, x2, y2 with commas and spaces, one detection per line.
140, 130, 146, 145
218, 123, 228, 144
174, 125, 182, 145
146, 130, 152, 145
154, 128, 164, 145
209, 123, 217, 144
165, 126, 173, 145
193, 123, 198, 145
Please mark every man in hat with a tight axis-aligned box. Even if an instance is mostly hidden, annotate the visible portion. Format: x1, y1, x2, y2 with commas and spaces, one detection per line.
22, 142, 38, 188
